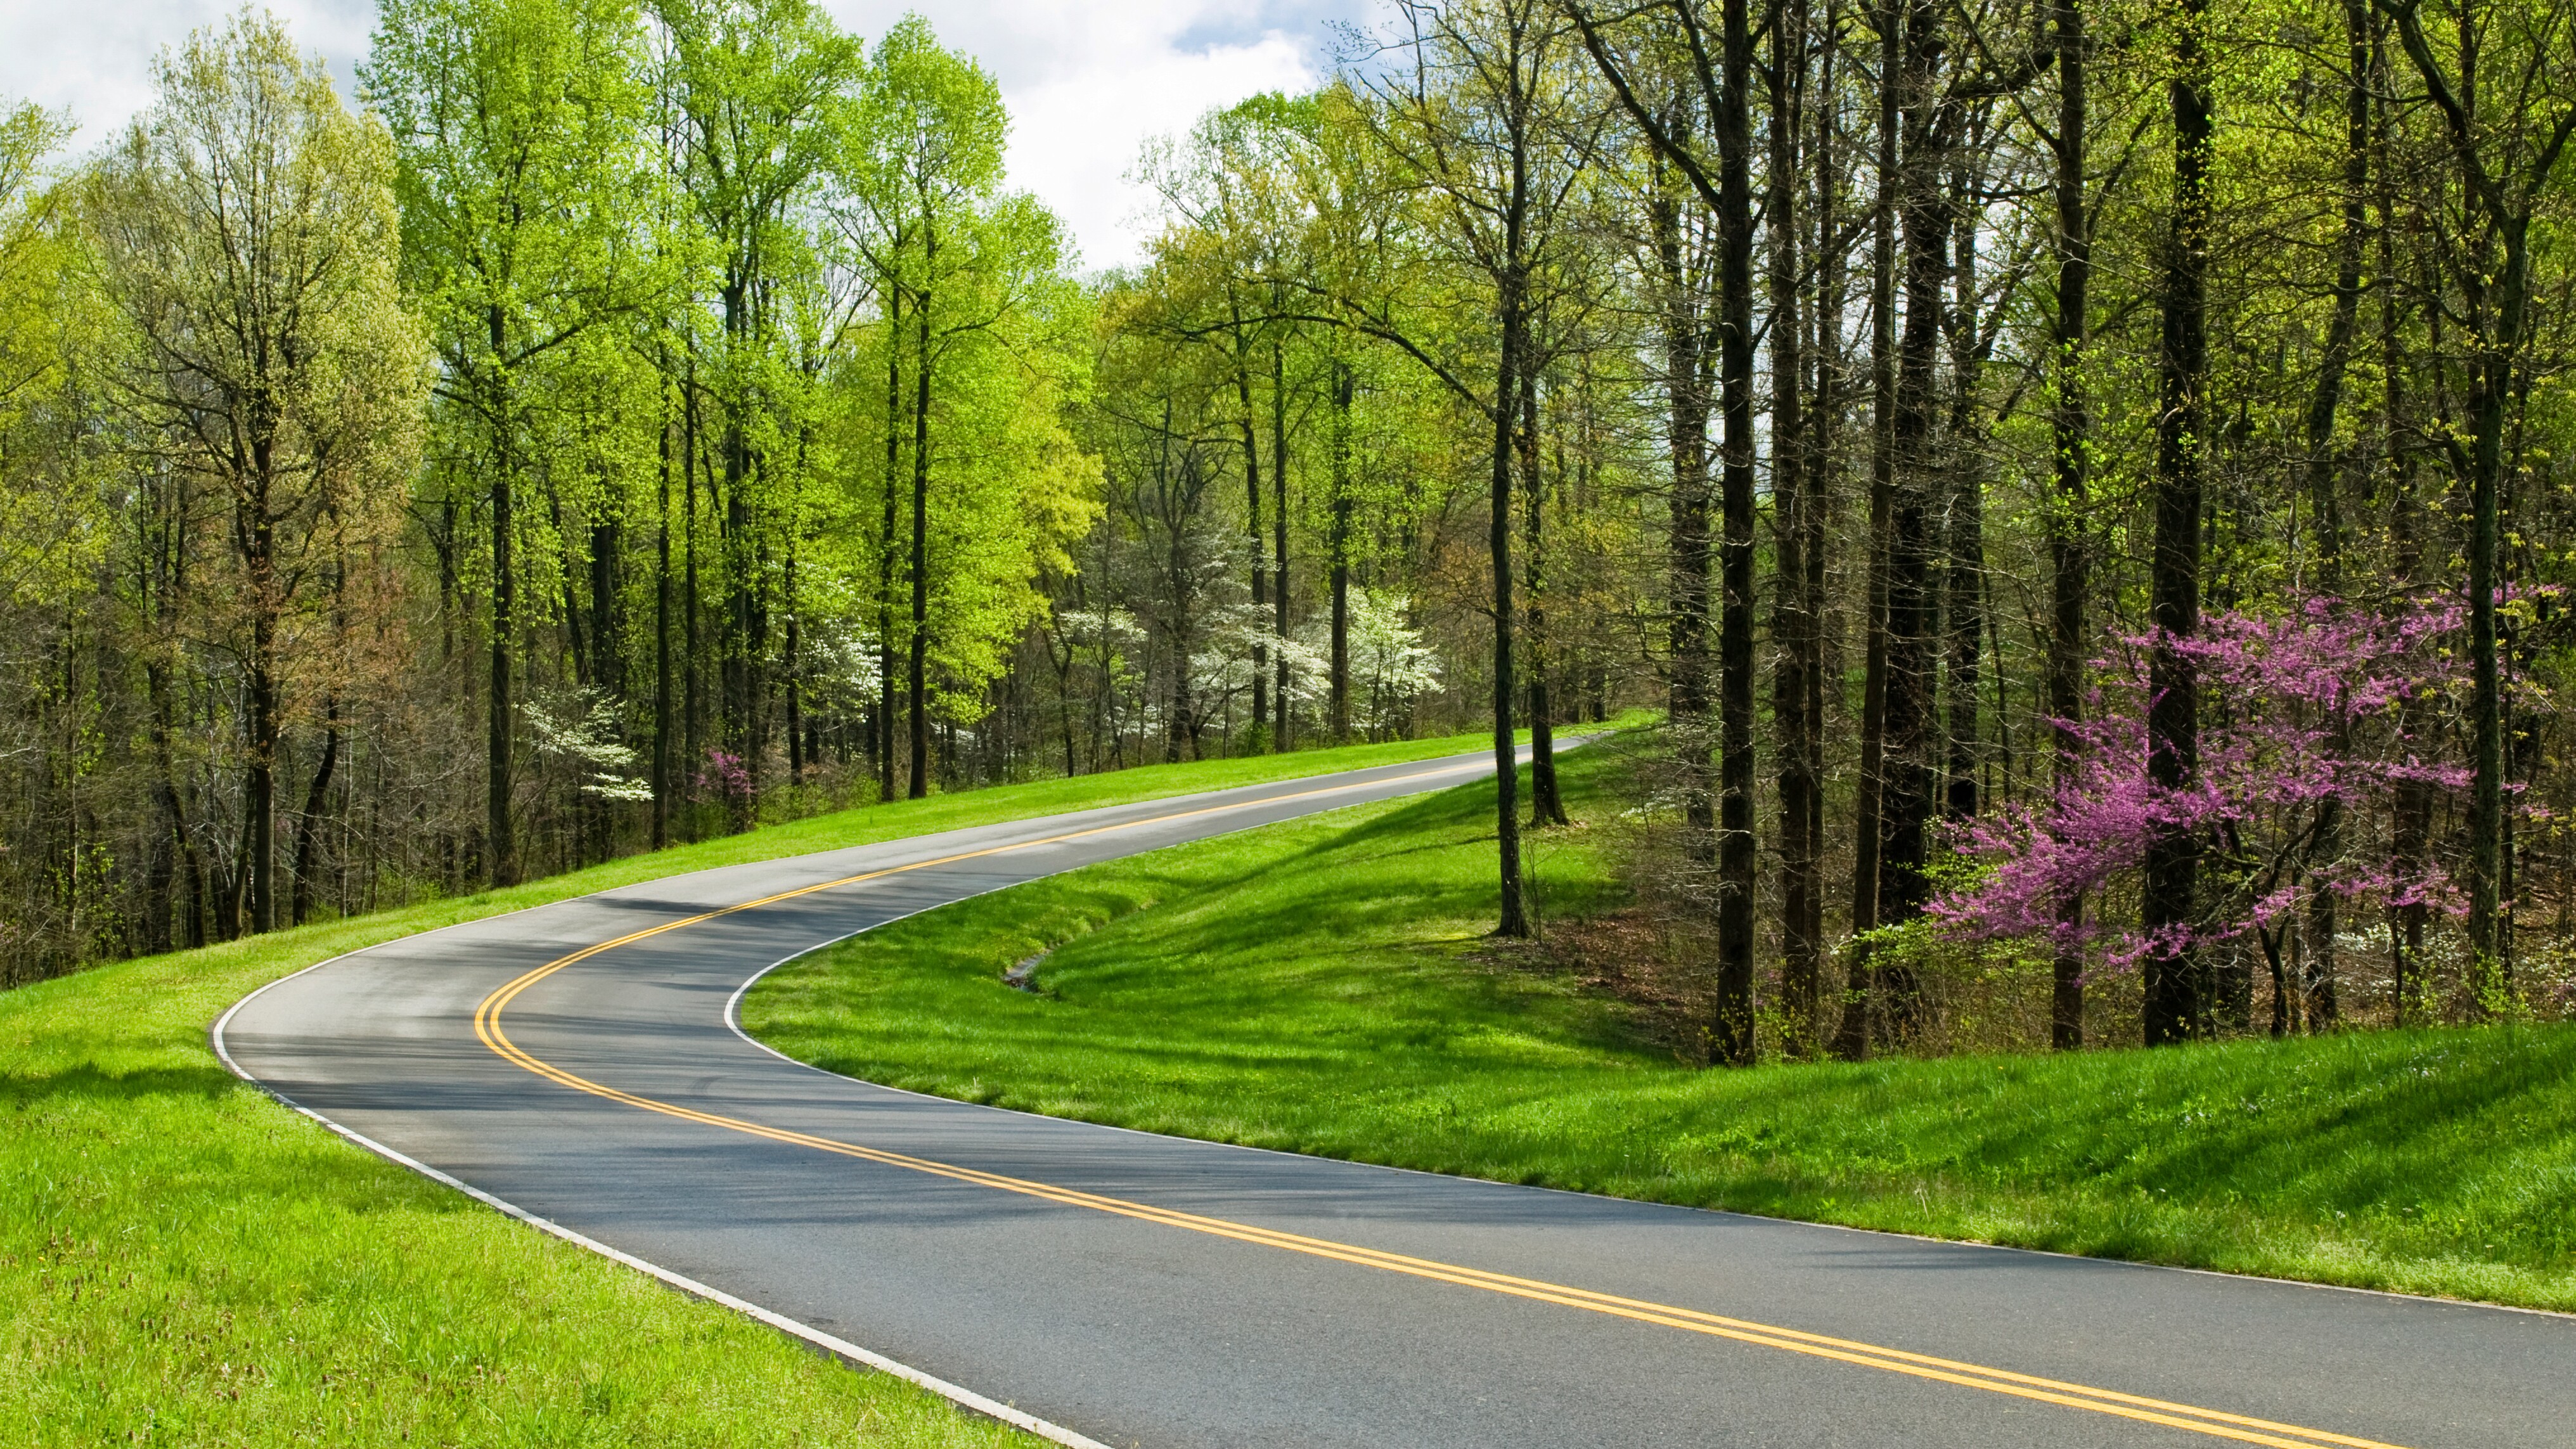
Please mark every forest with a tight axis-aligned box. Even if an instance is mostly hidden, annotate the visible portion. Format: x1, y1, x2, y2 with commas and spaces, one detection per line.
0, 0, 2569, 1062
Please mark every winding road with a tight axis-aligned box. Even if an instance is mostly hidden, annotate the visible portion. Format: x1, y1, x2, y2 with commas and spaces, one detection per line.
215, 749, 2572, 1449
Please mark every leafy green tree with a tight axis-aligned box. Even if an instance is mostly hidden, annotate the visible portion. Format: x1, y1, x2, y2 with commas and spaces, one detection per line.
368, 0, 658, 885
85, 10, 428, 933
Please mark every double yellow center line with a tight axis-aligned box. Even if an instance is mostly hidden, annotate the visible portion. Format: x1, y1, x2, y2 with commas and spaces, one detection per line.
473, 768, 2408, 1449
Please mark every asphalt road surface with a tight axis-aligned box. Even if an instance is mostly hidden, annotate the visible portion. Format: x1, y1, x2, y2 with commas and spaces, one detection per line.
216, 749, 2573, 1449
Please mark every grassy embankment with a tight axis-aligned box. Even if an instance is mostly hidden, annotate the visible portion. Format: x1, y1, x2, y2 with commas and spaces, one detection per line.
1, 730, 1512, 1446
747, 742, 2576, 1314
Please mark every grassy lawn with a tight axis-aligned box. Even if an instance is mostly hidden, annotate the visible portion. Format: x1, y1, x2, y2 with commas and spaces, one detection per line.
1, 730, 1506, 1446
745, 744, 2576, 1314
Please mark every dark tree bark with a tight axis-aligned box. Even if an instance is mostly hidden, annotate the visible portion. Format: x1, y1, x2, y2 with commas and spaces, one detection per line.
880, 283, 903, 804
2143, 0, 2213, 1045
1872, 0, 1954, 1042
1647, 152, 1718, 903
1329, 359, 1355, 742
2046, 0, 2092, 1050
1768, 0, 1823, 1048
2299, 0, 2374, 1031
1832, 0, 1902, 1060
1236, 323, 1269, 747
654, 375, 674, 850
1273, 327, 1292, 748
1492, 270, 1529, 937
290, 699, 340, 927
487, 410, 517, 890
910, 230, 935, 800
1711, 0, 1761, 1064
1523, 360, 1568, 827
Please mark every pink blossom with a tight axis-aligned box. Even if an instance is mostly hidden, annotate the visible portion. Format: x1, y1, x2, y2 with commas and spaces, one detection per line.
1931, 594, 2474, 972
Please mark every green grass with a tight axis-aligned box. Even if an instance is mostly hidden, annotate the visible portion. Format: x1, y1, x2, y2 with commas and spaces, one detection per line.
745, 744, 2576, 1314
1, 730, 1512, 1446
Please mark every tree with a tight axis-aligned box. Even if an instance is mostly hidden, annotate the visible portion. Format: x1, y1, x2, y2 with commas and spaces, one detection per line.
2373, 0, 2576, 1001
840, 15, 1003, 797
86, 11, 427, 935
1367, 0, 1595, 939
368, 0, 656, 886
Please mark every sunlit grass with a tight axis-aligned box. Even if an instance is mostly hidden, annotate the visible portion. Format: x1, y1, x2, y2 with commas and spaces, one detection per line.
747, 745, 2576, 1313
2, 731, 1509, 1445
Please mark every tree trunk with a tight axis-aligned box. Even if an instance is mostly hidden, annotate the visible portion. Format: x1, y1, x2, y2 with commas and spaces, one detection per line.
1237, 335, 1269, 749
2143, 0, 2212, 1044
881, 282, 904, 804
290, 700, 340, 927
1873, 0, 1951, 1042
1769, 0, 1820, 1050
2047, 0, 2091, 1050
1330, 360, 1355, 742
654, 375, 674, 849
1650, 153, 1716, 929
1522, 359, 1567, 827
487, 440, 516, 889
910, 238, 935, 800
1796, 2, 1841, 1056
1832, 3, 1901, 1060
1712, 0, 1759, 1064
2300, 0, 2373, 1030
1493, 273, 1528, 939
1273, 327, 1292, 749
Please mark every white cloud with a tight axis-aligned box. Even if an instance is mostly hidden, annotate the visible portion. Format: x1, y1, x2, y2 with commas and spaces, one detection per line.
0, 0, 378, 145
3, 0, 1365, 271
820, 3, 1360, 273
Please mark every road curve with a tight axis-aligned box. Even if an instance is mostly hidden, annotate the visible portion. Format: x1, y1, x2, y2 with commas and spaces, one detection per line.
217, 750, 2572, 1449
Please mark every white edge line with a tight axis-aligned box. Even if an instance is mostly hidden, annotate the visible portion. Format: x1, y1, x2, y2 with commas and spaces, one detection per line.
211, 980, 1117, 1449
199, 748, 1524, 1449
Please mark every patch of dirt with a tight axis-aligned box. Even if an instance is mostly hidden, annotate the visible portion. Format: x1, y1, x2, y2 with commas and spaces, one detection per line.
1481, 909, 1719, 1062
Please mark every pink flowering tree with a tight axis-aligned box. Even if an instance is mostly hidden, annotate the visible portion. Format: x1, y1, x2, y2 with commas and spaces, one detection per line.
1931, 596, 2468, 996
697, 747, 754, 804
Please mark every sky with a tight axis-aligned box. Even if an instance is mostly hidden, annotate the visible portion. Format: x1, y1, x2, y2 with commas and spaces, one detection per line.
0, 0, 1374, 270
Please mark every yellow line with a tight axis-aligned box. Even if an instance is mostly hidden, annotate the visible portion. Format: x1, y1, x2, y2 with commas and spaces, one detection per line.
470, 768, 2409, 1449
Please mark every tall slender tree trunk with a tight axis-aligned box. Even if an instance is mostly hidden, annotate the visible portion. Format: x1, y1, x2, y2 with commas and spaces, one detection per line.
2300, 0, 2373, 1030
2379, 93, 2429, 1022
719, 276, 763, 825
1522, 361, 1568, 827
487, 416, 517, 890
2143, 0, 2212, 1044
1942, 145, 1992, 828
1651, 155, 1716, 939
880, 283, 903, 803
1833, 1, 1901, 1060
2047, 0, 2092, 1049
683, 361, 703, 836
910, 252, 934, 801
1330, 359, 1355, 742
1273, 328, 1292, 748
784, 550, 804, 784
1872, 0, 1951, 1042
1237, 328, 1269, 748
1492, 266, 1528, 938
1800, 1, 1840, 1055
290, 699, 339, 927
1711, 0, 1760, 1064
654, 371, 674, 849
1770, 0, 1820, 1048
